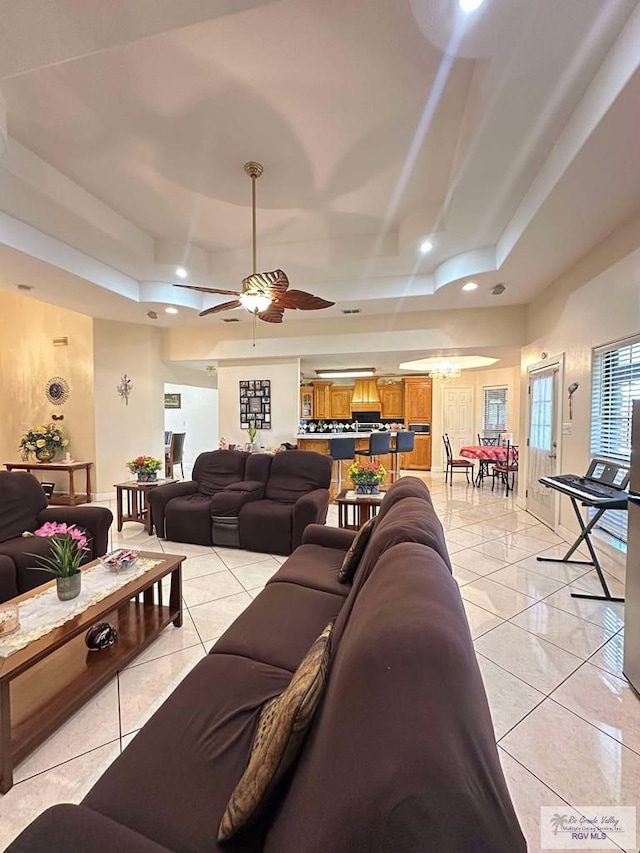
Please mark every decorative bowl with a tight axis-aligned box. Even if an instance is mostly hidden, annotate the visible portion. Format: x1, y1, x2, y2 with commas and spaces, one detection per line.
99, 549, 139, 571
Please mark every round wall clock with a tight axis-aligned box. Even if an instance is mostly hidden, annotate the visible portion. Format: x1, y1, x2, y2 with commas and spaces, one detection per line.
45, 376, 70, 405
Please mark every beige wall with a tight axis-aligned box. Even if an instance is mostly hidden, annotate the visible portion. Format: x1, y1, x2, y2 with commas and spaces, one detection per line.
93, 319, 165, 495
522, 212, 640, 575
431, 365, 521, 470
0, 291, 95, 489
217, 359, 300, 448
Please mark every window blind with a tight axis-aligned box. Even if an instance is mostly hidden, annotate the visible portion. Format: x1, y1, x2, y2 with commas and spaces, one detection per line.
590, 335, 640, 542
482, 387, 508, 436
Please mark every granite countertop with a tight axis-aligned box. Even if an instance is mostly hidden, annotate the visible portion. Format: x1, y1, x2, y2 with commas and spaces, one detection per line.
295, 431, 398, 439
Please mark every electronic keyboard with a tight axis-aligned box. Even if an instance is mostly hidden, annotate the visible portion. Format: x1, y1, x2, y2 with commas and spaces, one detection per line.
539, 474, 628, 506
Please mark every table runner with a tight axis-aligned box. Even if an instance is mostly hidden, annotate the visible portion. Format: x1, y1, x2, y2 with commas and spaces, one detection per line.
0, 557, 163, 657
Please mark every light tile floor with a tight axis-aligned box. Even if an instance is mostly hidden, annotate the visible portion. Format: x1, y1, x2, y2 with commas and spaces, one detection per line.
1, 474, 639, 852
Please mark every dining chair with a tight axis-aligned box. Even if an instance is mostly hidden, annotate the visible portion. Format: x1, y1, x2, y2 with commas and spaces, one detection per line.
165, 432, 186, 478
442, 434, 474, 486
164, 430, 173, 446
476, 434, 499, 484
477, 434, 500, 446
491, 442, 519, 495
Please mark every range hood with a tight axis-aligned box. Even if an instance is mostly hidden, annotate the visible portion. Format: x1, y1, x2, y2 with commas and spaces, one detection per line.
350, 378, 381, 411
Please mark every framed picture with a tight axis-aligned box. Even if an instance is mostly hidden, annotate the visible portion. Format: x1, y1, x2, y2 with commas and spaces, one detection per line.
164, 393, 181, 409
239, 379, 271, 429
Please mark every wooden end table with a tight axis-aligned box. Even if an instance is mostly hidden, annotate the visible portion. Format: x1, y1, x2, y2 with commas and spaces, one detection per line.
335, 489, 386, 530
114, 479, 177, 534
0, 551, 185, 792
4, 461, 93, 505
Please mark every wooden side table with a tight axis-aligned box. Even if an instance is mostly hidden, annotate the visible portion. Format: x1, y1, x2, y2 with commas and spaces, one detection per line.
335, 489, 386, 530
4, 461, 93, 505
114, 479, 177, 534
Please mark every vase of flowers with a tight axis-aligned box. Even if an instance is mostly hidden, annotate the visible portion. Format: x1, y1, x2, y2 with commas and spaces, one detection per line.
126, 455, 163, 482
348, 460, 386, 495
25, 522, 89, 601
19, 424, 68, 462
247, 422, 260, 453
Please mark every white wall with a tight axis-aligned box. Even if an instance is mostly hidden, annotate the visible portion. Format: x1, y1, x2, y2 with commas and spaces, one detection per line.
164, 383, 218, 466
93, 320, 165, 495
217, 359, 300, 448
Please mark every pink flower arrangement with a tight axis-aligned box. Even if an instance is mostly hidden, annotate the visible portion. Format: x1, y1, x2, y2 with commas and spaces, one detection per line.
34, 522, 88, 550
26, 522, 89, 578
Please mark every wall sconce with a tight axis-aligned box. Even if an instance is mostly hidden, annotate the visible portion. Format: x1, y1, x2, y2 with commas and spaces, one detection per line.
117, 374, 133, 406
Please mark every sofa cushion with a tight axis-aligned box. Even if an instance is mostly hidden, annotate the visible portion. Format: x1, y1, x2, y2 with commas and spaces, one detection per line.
0, 534, 91, 594
0, 472, 47, 543
165, 493, 213, 545
211, 582, 344, 673
218, 622, 333, 843
375, 476, 433, 521
84, 654, 293, 853
0, 553, 18, 603
192, 450, 249, 497
338, 516, 376, 584
264, 543, 526, 853
267, 544, 350, 598
264, 451, 331, 503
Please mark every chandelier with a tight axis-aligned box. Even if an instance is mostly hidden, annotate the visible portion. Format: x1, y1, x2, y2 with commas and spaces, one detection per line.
429, 359, 462, 381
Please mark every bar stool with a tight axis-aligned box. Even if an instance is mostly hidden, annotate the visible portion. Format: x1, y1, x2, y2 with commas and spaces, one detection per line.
354, 431, 391, 462
329, 437, 356, 493
389, 431, 414, 481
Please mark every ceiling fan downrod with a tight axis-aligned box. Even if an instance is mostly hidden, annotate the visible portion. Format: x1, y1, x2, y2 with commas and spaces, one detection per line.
244, 161, 263, 275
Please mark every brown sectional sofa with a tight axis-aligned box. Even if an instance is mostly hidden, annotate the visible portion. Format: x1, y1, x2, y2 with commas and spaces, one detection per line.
0, 472, 113, 603
7, 477, 525, 853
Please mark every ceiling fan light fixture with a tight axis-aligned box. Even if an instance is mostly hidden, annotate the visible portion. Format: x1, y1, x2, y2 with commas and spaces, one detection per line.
459, 0, 485, 12
239, 292, 272, 314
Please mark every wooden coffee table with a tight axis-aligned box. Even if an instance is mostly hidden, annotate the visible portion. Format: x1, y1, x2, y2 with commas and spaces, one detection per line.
335, 489, 386, 530
0, 551, 185, 793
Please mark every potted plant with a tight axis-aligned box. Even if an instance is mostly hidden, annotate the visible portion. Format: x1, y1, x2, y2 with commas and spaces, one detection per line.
348, 459, 386, 495
19, 424, 68, 462
127, 455, 163, 482
25, 522, 89, 600
247, 422, 260, 453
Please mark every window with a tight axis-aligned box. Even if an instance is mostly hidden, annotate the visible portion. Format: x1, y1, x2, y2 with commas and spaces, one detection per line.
482, 387, 508, 436
591, 335, 640, 542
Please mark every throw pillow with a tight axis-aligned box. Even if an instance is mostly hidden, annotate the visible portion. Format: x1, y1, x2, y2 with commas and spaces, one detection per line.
217, 621, 333, 843
338, 516, 376, 583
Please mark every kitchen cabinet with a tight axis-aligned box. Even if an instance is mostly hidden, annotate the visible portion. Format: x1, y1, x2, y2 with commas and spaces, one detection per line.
313, 382, 332, 420
330, 387, 353, 420
402, 435, 432, 470
379, 383, 403, 419
403, 377, 432, 422
300, 386, 314, 419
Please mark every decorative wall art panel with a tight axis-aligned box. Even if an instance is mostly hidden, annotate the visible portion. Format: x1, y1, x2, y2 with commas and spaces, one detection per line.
239, 380, 271, 429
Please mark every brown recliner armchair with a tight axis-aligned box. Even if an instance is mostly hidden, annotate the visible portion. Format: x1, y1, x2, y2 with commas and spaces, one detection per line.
235, 450, 332, 556
148, 450, 271, 546
0, 472, 113, 603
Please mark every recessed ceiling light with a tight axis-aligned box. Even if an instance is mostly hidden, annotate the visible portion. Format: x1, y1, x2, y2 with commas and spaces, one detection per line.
165, 307, 178, 314
175, 267, 188, 279
459, 0, 485, 12
419, 239, 434, 254
315, 368, 376, 379
462, 281, 478, 292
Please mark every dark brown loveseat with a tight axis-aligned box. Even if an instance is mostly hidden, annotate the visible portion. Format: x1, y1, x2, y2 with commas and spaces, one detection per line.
150, 449, 332, 556
0, 472, 113, 603
8, 477, 525, 853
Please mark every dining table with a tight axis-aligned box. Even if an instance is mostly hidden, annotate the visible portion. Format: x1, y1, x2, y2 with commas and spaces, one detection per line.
459, 445, 516, 486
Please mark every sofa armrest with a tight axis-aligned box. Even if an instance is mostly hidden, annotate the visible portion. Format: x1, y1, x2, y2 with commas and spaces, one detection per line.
292, 488, 330, 550
210, 481, 265, 517
36, 507, 113, 557
5, 804, 173, 853
146, 481, 198, 538
301, 523, 356, 551
0, 553, 18, 603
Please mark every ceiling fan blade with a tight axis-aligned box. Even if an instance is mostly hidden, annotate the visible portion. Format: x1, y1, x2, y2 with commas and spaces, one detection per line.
276, 289, 334, 310
243, 269, 289, 296
257, 304, 284, 324
174, 284, 241, 296
199, 299, 242, 317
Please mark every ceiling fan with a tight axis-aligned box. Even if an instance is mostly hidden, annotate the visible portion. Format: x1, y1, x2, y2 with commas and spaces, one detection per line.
175, 162, 334, 324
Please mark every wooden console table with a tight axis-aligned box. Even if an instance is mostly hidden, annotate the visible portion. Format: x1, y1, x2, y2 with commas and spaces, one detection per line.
4, 461, 93, 506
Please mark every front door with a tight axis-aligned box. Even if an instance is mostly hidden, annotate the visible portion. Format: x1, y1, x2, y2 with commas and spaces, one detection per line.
526, 364, 560, 527
442, 386, 474, 458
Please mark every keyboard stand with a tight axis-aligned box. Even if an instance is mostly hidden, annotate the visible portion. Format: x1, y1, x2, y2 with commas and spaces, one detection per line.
536, 492, 625, 603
